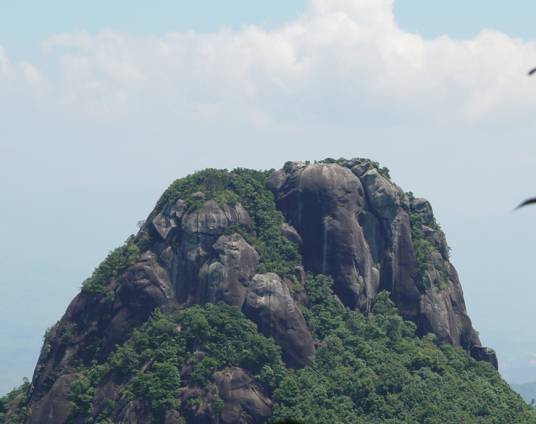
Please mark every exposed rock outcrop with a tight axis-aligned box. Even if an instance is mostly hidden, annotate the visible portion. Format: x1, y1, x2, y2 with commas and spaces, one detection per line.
27, 251, 175, 418
25, 374, 76, 424
11, 158, 499, 424
268, 160, 494, 364
215, 368, 272, 424
165, 200, 255, 306
268, 163, 378, 311
243, 273, 315, 367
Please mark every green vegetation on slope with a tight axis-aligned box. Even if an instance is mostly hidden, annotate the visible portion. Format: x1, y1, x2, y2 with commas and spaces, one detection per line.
408, 211, 436, 291
155, 168, 301, 277
65, 274, 535, 423
272, 275, 536, 423
67, 303, 286, 422
0, 380, 29, 424
81, 236, 140, 298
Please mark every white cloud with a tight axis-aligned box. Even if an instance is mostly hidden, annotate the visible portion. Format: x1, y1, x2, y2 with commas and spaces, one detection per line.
2, 0, 536, 125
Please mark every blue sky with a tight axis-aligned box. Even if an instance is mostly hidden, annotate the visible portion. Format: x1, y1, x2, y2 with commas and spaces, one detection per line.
1, 1, 306, 58
397, 0, 536, 39
2, 0, 536, 394
2, 0, 536, 59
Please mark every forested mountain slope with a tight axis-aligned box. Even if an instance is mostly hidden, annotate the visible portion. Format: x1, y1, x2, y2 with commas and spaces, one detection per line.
2, 159, 532, 423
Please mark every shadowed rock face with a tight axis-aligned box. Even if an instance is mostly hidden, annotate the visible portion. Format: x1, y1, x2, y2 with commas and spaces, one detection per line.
26, 374, 76, 424
166, 200, 256, 306
156, 199, 313, 367
22, 195, 314, 424
27, 251, 175, 423
268, 161, 492, 364
243, 273, 315, 368
215, 368, 273, 424
268, 163, 378, 311
16, 160, 498, 424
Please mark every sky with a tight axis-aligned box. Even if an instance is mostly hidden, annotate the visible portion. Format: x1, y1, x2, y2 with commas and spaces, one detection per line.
2, 0, 536, 394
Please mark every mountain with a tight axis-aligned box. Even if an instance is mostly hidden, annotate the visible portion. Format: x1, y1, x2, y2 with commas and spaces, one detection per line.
1, 158, 534, 423
512, 381, 536, 404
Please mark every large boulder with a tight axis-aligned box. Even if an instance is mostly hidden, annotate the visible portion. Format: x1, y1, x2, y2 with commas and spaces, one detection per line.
171, 200, 255, 305
200, 233, 259, 307
26, 374, 76, 424
268, 163, 378, 311
215, 367, 272, 424
243, 273, 315, 367
360, 169, 400, 221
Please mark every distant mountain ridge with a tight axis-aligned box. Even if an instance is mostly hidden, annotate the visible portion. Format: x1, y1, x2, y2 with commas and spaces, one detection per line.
2, 158, 533, 423
512, 381, 536, 404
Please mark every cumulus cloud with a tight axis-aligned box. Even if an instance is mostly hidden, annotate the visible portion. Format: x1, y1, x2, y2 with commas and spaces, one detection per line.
2, 0, 536, 125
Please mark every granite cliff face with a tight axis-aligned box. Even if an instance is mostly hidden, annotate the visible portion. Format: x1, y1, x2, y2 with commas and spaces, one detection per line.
3, 159, 503, 424
268, 160, 494, 363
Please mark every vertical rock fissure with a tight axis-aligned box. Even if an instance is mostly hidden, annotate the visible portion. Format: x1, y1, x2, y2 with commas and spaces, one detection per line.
321, 218, 328, 275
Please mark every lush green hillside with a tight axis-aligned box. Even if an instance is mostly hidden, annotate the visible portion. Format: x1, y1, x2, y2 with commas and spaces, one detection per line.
273, 276, 535, 423
4, 276, 532, 423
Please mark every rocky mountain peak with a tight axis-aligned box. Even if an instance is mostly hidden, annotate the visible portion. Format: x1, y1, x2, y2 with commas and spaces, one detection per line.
268, 159, 494, 363
2, 159, 513, 424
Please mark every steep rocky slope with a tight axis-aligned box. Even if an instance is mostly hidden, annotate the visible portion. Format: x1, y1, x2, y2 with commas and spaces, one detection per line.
1, 159, 531, 423
268, 160, 495, 365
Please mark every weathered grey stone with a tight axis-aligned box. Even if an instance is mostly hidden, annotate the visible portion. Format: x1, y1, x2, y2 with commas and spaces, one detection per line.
351, 162, 371, 177
182, 200, 251, 237
151, 199, 188, 240
173, 201, 254, 305
215, 367, 272, 424
27, 250, 175, 414
379, 210, 421, 320
270, 163, 377, 310
412, 198, 434, 224
26, 374, 76, 424
359, 210, 385, 264
422, 225, 450, 259
200, 233, 259, 307
360, 169, 400, 221
266, 168, 287, 192
110, 252, 173, 343
243, 273, 315, 367
281, 222, 303, 247
471, 346, 499, 370
268, 161, 492, 368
